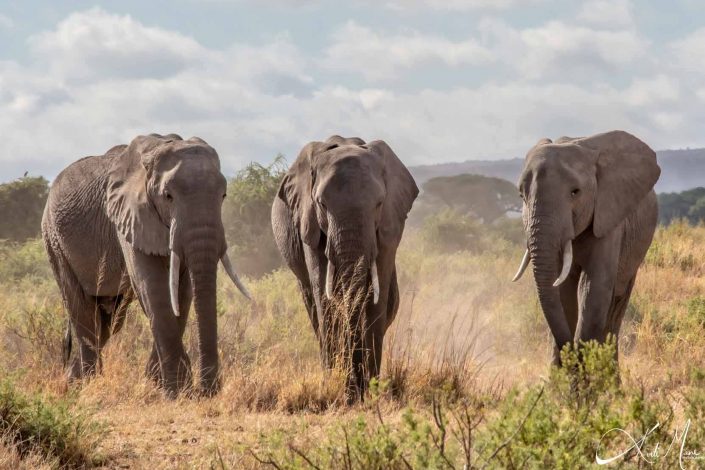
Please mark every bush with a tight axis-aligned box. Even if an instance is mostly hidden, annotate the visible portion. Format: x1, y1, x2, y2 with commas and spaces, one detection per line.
420, 209, 523, 254
222, 157, 287, 278
420, 209, 485, 253
0, 176, 49, 242
0, 378, 101, 467
242, 340, 705, 469
0, 239, 52, 283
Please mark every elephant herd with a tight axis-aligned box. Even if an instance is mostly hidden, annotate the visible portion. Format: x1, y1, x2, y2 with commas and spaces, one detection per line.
41, 130, 660, 401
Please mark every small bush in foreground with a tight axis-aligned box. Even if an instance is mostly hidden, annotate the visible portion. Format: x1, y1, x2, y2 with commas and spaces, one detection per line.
0, 378, 101, 468
238, 341, 705, 469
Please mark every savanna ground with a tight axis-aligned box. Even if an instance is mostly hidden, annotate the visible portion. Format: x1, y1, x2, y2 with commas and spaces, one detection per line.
2, 221, 705, 468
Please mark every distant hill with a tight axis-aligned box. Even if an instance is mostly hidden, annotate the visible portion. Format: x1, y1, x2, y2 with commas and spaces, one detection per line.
409, 148, 705, 194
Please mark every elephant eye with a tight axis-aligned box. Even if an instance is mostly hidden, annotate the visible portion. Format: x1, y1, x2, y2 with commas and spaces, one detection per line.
222, 193, 227, 200
165, 191, 173, 201
571, 189, 580, 197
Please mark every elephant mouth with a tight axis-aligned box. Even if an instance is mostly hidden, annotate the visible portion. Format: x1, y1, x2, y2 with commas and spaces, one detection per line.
167, 218, 250, 317
324, 257, 380, 305
511, 238, 573, 287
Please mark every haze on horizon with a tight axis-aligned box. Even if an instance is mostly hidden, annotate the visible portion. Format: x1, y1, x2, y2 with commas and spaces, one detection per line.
1, 0, 704, 182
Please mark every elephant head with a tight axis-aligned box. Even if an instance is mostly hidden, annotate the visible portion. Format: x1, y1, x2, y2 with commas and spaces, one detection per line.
106, 133, 249, 391
279, 135, 418, 387
512, 130, 660, 351
282, 136, 417, 300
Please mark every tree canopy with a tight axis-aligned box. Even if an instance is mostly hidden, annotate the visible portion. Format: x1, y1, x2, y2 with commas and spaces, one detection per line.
410, 173, 521, 226
0, 176, 49, 242
222, 156, 287, 277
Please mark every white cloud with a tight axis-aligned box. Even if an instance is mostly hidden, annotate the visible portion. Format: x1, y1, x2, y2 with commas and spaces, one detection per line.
577, 0, 634, 29
375, 0, 541, 11
0, 6, 704, 182
480, 18, 648, 80
214, 0, 541, 9
671, 27, 705, 74
0, 14, 13, 30
28, 7, 207, 81
323, 21, 493, 81
622, 75, 679, 107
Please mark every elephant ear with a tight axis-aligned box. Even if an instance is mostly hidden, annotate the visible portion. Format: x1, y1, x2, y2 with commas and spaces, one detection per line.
278, 140, 339, 247
366, 140, 419, 243
578, 131, 660, 238
106, 135, 170, 256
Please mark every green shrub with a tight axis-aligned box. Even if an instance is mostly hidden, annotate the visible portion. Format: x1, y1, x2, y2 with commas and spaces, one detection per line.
0, 176, 49, 242
0, 378, 101, 467
476, 339, 673, 469
222, 157, 287, 278
0, 239, 52, 283
420, 209, 485, 253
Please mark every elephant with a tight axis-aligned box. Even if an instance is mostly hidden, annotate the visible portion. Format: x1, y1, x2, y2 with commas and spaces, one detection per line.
42, 133, 250, 397
512, 130, 660, 365
271, 135, 418, 400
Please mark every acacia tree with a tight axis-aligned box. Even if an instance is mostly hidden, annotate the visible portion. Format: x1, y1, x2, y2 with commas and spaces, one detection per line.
410, 173, 522, 227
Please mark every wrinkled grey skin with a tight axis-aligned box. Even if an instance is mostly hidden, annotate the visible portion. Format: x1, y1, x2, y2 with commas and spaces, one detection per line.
42, 134, 242, 397
272, 136, 418, 400
516, 130, 660, 364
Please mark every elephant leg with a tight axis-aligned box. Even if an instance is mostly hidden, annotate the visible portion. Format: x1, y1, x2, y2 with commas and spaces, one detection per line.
96, 286, 134, 349
45, 240, 103, 379
604, 275, 637, 362
298, 279, 319, 338
551, 268, 580, 365
575, 236, 620, 345
122, 246, 191, 398
146, 278, 192, 386
303, 243, 333, 369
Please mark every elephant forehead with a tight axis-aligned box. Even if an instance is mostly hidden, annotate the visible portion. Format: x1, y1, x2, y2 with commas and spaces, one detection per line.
324, 147, 382, 170
528, 144, 593, 171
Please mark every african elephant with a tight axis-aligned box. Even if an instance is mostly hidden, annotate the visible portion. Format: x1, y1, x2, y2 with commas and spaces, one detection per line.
42, 134, 249, 397
271, 136, 418, 400
512, 130, 660, 364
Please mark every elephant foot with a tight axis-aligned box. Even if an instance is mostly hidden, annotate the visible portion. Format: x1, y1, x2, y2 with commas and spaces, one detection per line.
198, 376, 221, 398
154, 355, 193, 398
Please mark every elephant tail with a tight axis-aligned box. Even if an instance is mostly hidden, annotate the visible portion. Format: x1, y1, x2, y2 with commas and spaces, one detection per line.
62, 320, 72, 368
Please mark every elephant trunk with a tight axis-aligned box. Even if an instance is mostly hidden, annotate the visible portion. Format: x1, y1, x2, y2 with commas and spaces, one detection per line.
528, 216, 573, 354
326, 217, 378, 303
183, 222, 223, 396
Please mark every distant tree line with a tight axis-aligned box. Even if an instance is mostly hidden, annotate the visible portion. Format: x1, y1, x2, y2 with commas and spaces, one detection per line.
4, 168, 705, 275
658, 188, 705, 225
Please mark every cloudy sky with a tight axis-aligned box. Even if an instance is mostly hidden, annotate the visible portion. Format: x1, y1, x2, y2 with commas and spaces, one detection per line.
1, 0, 704, 181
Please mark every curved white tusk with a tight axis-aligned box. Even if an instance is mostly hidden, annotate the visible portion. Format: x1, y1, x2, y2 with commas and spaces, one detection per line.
553, 240, 573, 287
512, 249, 531, 282
169, 250, 181, 317
371, 261, 380, 304
221, 253, 252, 300
325, 260, 335, 300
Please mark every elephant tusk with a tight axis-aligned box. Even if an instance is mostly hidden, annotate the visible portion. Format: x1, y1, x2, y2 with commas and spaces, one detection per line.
325, 259, 335, 300
512, 249, 530, 282
169, 250, 181, 317
371, 261, 380, 304
553, 240, 573, 287
221, 253, 252, 300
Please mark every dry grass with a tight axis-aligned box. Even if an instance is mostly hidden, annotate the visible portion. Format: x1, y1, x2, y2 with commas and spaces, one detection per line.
0, 222, 703, 467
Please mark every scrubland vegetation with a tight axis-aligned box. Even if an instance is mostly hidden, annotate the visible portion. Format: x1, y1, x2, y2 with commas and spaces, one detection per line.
2, 170, 705, 468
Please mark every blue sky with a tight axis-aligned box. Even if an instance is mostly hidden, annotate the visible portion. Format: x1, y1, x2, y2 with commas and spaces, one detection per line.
1, 0, 704, 181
